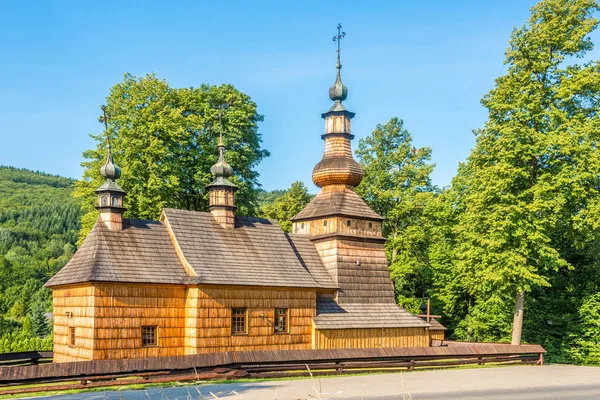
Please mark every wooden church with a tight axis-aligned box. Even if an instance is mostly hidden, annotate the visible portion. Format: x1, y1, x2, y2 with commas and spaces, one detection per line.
45, 39, 445, 363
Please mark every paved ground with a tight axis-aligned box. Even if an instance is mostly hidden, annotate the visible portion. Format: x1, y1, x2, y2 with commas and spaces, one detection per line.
33, 365, 600, 400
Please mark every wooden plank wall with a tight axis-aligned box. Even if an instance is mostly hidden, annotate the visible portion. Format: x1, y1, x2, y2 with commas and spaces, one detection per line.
430, 330, 445, 342
187, 286, 316, 354
52, 286, 96, 363
92, 284, 186, 361
314, 327, 429, 349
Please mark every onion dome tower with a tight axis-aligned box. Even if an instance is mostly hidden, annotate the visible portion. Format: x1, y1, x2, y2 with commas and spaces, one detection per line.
311, 26, 363, 189
291, 25, 391, 304
206, 117, 237, 230
95, 142, 126, 231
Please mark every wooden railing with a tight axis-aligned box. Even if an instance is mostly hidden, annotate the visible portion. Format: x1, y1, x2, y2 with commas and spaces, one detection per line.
0, 351, 53, 367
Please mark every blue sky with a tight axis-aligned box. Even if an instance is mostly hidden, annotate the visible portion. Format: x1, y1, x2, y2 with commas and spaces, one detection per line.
1, 0, 597, 192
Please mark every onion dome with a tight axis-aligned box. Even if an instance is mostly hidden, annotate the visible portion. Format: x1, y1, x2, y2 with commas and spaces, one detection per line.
100, 143, 121, 181
329, 61, 348, 102
312, 156, 363, 188
206, 138, 237, 190
327, 60, 350, 113
210, 143, 233, 179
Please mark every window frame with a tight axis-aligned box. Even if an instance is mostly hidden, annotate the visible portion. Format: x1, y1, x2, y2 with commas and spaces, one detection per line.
141, 325, 158, 348
274, 308, 289, 334
69, 326, 76, 348
231, 308, 248, 335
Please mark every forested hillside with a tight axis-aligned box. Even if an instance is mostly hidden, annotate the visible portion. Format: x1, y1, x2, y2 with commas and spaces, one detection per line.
0, 166, 80, 352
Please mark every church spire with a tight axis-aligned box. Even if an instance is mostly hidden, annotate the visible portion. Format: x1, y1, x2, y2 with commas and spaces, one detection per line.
328, 23, 348, 112
206, 107, 237, 230
312, 24, 363, 189
95, 105, 126, 231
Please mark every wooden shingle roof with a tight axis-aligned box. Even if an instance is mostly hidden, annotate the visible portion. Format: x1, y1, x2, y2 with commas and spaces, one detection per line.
162, 209, 337, 289
45, 218, 188, 287
314, 298, 431, 329
291, 186, 383, 222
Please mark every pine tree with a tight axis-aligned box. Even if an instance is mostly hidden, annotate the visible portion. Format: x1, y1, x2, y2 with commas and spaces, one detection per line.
29, 302, 49, 338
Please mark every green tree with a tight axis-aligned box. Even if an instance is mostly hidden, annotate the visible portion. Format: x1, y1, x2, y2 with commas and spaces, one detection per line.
260, 181, 313, 233
74, 73, 269, 241
570, 293, 600, 365
355, 117, 436, 311
448, 0, 600, 343
29, 301, 49, 338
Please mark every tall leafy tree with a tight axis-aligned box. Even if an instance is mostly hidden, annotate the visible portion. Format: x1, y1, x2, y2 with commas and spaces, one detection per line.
355, 117, 436, 311
74, 73, 269, 240
260, 181, 313, 233
450, 0, 600, 343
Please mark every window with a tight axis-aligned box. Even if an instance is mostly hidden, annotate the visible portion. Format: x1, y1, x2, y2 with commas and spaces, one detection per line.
323, 220, 328, 227
101, 196, 108, 207
231, 308, 247, 334
274, 308, 289, 333
69, 327, 76, 347
111, 195, 120, 207
368, 222, 373, 229
346, 220, 351, 227
142, 326, 158, 347
300, 223, 304, 229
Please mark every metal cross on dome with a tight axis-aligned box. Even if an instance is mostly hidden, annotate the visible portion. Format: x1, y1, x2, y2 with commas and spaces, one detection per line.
332, 23, 346, 61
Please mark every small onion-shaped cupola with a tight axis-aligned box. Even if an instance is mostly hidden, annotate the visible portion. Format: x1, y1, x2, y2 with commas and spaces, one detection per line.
95, 142, 126, 231
206, 138, 237, 230
312, 24, 364, 189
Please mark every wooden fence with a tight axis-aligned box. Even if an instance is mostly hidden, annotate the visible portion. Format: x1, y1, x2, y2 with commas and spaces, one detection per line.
0, 342, 545, 395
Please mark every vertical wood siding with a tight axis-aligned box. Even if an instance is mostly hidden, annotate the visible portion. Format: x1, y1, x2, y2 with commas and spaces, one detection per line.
186, 286, 316, 354
314, 327, 429, 349
52, 285, 96, 363
92, 284, 186, 361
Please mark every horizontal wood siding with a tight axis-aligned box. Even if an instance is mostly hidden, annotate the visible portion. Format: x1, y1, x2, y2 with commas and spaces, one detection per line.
187, 286, 316, 354
92, 284, 186, 361
314, 327, 429, 349
52, 285, 96, 363
430, 330, 445, 342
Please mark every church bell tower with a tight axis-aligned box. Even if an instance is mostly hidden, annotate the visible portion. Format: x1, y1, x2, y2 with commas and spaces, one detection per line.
291, 24, 395, 305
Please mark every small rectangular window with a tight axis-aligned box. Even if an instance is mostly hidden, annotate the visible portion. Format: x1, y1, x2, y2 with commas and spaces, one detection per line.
274, 308, 289, 333
346, 220, 351, 227
142, 326, 158, 347
69, 327, 76, 347
232, 308, 247, 334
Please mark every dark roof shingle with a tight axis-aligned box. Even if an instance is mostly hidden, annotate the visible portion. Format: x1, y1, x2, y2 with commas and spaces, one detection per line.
292, 187, 383, 221
314, 297, 431, 329
162, 209, 335, 289
45, 218, 188, 287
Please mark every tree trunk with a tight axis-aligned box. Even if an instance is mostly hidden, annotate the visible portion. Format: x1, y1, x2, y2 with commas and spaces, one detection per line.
391, 231, 398, 263
511, 291, 525, 345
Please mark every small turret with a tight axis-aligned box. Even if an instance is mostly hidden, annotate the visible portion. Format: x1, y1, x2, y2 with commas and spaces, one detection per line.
95, 142, 126, 231
206, 118, 237, 230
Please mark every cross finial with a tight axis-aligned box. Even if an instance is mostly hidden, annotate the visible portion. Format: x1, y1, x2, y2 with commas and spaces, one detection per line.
217, 103, 229, 148
332, 23, 346, 68
100, 105, 110, 147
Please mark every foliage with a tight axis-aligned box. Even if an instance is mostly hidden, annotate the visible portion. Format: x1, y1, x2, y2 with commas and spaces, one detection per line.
441, 0, 600, 342
355, 117, 436, 312
0, 166, 78, 350
259, 182, 313, 232
569, 293, 600, 365
74, 73, 269, 241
